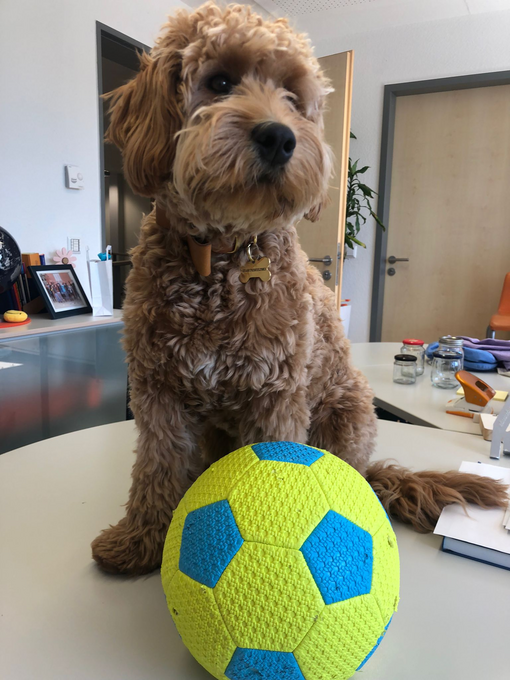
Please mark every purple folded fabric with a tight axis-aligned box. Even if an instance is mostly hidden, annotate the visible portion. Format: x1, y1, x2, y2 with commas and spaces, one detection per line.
460, 337, 510, 370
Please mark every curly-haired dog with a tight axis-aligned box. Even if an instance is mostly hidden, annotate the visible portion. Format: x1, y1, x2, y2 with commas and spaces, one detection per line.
92, 2, 507, 575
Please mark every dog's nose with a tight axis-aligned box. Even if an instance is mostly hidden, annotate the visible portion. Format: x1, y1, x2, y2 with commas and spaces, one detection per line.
252, 123, 296, 167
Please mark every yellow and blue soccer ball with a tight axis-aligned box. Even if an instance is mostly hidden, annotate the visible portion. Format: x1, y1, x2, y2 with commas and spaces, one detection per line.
161, 442, 399, 680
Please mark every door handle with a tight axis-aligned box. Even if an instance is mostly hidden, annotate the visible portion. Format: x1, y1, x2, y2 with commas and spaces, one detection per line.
309, 255, 332, 266
387, 256, 409, 264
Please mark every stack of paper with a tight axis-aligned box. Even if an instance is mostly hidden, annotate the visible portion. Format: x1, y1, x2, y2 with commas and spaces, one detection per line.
434, 462, 510, 570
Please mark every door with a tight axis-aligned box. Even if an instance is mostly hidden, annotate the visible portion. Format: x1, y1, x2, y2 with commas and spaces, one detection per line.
98, 26, 152, 309
381, 84, 510, 341
296, 51, 354, 310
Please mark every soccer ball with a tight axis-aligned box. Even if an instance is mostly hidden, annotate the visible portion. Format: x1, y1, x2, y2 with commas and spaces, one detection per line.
161, 442, 399, 680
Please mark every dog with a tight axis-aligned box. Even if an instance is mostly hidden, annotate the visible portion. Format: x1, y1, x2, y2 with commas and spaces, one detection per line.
92, 1, 507, 575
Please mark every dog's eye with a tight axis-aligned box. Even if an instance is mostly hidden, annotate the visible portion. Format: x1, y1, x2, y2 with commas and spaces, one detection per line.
208, 74, 234, 95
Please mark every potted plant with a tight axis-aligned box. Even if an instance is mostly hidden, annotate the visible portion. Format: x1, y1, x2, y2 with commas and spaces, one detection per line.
345, 132, 385, 254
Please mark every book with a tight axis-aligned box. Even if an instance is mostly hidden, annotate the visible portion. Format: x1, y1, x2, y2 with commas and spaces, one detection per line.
441, 537, 510, 570
434, 462, 510, 571
21, 253, 40, 277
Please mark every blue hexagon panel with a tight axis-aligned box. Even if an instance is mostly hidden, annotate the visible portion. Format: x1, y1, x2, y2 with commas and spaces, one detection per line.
356, 617, 393, 670
179, 500, 243, 588
252, 442, 324, 466
300, 510, 373, 604
226, 648, 305, 680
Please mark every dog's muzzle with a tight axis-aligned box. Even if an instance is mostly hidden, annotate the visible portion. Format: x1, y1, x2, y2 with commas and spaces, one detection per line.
251, 122, 296, 168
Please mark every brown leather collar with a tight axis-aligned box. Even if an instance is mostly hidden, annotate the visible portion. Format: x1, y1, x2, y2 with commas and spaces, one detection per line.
156, 204, 239, 276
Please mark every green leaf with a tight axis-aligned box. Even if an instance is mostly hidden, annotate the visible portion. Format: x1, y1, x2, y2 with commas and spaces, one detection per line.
352, 237, 367, 248
357, 166, 370, 174
370, 211, 386, 230
351, 159, 358, 174
350, 131, 357, 139
358, 183, 374, 197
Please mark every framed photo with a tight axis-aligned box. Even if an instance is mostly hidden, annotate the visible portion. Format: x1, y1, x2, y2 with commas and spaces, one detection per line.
28, 265, 92, 319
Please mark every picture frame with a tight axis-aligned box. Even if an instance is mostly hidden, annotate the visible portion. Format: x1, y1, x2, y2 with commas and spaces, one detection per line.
28, 265, 92, 319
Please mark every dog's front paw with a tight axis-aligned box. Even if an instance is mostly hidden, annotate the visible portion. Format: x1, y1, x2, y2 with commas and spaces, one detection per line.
91, 518, 164, 575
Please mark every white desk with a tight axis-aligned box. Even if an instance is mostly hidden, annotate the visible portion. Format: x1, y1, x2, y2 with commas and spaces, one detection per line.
1, 421, 509, 680
351, 342, 510, 435
0, 309, 123, 340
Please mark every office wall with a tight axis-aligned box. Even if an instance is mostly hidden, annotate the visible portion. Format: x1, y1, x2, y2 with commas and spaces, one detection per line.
2, 2, 509, 331
310, 9, 510, 341
0, 0, 187, 292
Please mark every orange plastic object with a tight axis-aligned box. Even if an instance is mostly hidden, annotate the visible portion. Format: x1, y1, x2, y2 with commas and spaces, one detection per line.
455, 370, 496, 407
0, 318, 31, 329
489, 272, 510, 332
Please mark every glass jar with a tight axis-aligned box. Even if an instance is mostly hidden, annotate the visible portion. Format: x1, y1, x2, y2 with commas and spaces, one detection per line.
431, 350, 462, 389
393, 354, 417, 384
400, 339, 425, 375
438, 336, 464, 369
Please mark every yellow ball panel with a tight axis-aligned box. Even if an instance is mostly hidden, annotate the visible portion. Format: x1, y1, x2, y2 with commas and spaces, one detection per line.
166, 571, 236, 680
161, 499, 187, 595
183, 445, 259, 513
215, 542, 324, 652
294, 594, 385, 680
310, 452, 387, 536
228, 460, 329, 549
370, 522, 400, 625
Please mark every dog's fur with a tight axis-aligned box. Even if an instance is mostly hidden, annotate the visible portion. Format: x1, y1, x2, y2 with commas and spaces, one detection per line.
92, 2, 508, 575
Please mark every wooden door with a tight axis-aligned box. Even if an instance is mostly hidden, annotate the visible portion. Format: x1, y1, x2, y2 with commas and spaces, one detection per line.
382, 84, 510, 342
296, 51, 353, 310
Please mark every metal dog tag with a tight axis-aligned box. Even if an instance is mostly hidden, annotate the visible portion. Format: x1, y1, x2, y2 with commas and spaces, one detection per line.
239, 257, 271, 283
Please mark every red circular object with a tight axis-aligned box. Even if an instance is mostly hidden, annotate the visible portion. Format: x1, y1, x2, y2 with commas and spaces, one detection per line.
0, 318, 31, 328
402, 338, 424, 345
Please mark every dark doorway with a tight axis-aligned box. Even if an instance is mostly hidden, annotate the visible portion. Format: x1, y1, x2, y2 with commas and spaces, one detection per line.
97, 24, 152, 309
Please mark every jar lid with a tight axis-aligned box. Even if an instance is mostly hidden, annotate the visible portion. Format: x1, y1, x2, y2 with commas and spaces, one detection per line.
439, 335, 463, 347
433, 350, 462, 359
394, 354, 417, 362
402, 338, 424, 345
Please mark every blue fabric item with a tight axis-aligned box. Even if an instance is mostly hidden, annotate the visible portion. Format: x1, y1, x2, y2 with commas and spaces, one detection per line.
225, 649, 305, 680
464, 359, 499, 372
425, 342, 497, 371
179, 500, 243, 588
253, 441, 324, 466
356, 617, 393, 670
300, 510, 373, 604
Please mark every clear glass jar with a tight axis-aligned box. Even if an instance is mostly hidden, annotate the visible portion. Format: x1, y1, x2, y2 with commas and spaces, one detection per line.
400, 339, 425, 375
438, 336, 464, 369
431, 350, 462, 389
393, 354, 417, 384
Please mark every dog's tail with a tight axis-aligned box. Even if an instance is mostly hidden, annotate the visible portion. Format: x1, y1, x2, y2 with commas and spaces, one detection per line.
366, 461, 509, 533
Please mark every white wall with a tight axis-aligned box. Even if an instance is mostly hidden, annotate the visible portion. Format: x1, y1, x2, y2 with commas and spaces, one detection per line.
0, 0, 187, 293
308, 9, 510, 341
2, 1, 509, 331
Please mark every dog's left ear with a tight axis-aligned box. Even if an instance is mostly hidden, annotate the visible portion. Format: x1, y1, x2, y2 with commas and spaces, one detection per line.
105, 49, 183, 197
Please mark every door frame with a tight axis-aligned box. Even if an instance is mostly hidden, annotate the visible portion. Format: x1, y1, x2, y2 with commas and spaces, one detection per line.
370, 69, 510, 342
96, 22, 150, 249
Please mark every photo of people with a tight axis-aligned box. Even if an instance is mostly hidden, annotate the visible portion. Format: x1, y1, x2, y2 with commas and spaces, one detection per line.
36, 270, 89, 312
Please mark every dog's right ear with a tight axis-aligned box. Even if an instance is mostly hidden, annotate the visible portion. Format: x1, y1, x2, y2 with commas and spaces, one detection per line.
105, 50, 183, 197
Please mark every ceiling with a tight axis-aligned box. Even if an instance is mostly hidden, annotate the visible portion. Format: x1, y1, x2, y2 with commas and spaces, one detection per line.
181, 0, 510, 40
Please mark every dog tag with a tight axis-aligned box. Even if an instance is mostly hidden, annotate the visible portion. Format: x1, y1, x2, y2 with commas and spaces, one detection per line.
239, 257, 271, 283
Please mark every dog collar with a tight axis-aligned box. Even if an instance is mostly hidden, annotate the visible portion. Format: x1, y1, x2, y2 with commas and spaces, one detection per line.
156, 204, 239, 276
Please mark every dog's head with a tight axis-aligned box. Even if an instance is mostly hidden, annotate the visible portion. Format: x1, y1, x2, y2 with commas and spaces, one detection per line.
107, 1, 332, 235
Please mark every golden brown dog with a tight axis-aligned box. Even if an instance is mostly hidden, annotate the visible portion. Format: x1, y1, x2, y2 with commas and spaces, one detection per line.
92, 2, 507, 575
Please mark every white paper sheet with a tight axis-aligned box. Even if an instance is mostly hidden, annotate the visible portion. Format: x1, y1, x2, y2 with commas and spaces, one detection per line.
434, 462, 510, 554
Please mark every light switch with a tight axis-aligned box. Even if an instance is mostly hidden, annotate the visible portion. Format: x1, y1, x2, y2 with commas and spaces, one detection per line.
65, 165, 84, 189
68, 238, 81, 254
